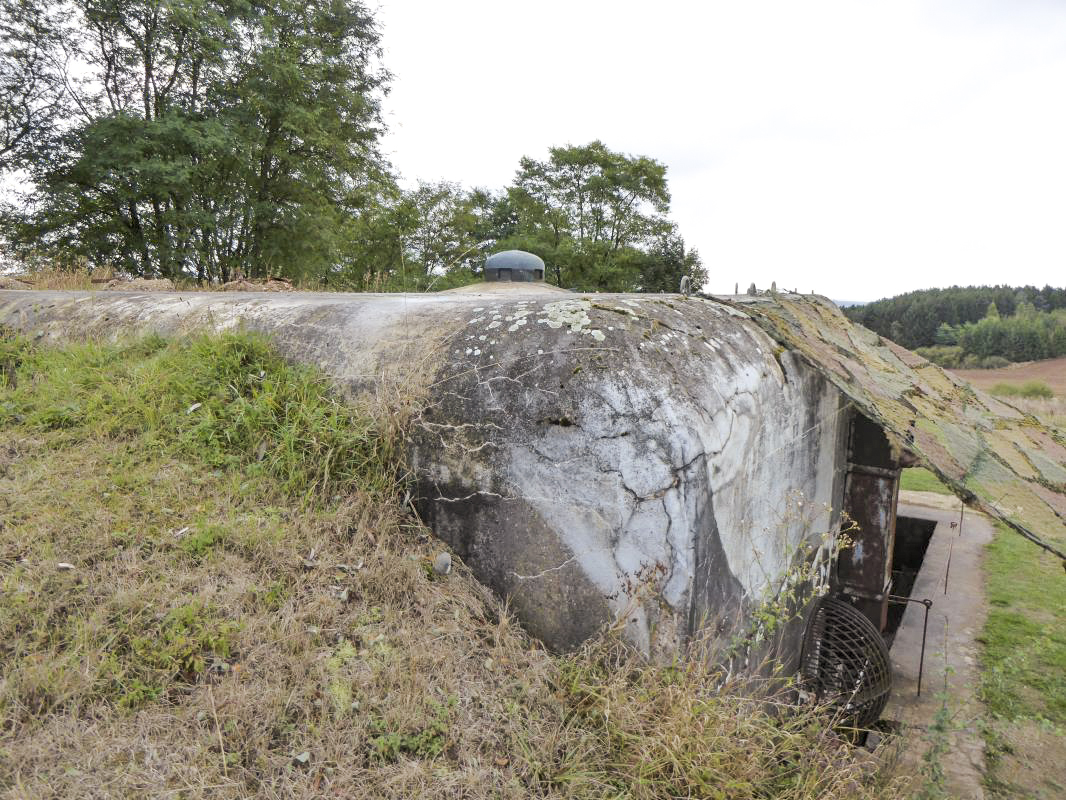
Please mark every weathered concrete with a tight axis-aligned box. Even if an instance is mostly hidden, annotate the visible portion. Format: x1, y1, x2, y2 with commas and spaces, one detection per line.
0, 286, 850, 658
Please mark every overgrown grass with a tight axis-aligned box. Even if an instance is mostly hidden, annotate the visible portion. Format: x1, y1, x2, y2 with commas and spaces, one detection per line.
979, 525, 1066, 723
899, 467, 952, 495
978, 523, 1066, 798
0, 332, 396, 501
0, 332, 904, 798
989, 381, 1055, 400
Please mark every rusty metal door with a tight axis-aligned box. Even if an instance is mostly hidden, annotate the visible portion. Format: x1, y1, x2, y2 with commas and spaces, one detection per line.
837, 414, 901, 631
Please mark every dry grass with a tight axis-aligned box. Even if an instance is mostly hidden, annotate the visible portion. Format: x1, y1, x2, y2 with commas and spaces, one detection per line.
0, 332, 906, 799
1, 261, 271, 293
4, 266, 110, 290
949, 357, 1066, 430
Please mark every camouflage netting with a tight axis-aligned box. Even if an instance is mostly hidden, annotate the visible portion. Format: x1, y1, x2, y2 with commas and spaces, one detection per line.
727, 293, 1066, 565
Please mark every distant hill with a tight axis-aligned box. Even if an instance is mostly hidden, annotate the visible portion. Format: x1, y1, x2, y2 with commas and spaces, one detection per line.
843, 285, 1066, 350
832, 299, 867, 308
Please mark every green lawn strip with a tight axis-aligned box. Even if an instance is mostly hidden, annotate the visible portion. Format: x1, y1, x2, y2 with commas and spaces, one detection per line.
977, 523, 1066, 797
900, 467, 953, 495
978, 524, 1066, 724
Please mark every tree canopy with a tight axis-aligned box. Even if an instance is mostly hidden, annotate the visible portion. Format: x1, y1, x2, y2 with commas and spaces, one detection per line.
496, 141, 704, 291
0, 0, 70, 169
1, 5, 703, 293
844, 285, 1066, 350
2, 0, 391, 283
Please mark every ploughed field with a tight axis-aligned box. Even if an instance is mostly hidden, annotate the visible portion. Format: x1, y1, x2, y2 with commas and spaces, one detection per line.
952, 356, 1066, 397
952, 356, 1066, 430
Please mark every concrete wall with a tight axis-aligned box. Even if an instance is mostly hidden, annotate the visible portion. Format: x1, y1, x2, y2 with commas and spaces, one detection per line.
0, 286, 850, 659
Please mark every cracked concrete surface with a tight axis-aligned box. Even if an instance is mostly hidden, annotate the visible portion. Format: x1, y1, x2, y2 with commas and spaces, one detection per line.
0, 286, 851, 659
411, 291, 851, 657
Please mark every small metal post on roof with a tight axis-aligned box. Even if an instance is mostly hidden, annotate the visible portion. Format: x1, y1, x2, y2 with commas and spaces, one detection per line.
483, 250, 545, 283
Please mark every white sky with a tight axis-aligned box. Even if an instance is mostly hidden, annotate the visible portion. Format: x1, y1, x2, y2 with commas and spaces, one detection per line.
376, 0, 1066, 300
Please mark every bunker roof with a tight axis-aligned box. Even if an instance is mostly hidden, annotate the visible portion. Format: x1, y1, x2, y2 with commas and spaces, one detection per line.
729, 292, 1066, 566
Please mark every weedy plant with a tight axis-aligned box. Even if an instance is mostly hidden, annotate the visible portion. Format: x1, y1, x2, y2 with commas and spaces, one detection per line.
712, 491, 857, 675
0, 330, 906, 799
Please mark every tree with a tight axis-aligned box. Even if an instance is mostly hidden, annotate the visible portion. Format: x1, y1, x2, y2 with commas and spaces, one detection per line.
637, 226, 707, 293
499, 140, 698, 291
934, 322, 958, 346
400, 181, 484, 277
0, 0, 71, 169
2, 0, 391, 283
328, 182, 493, 291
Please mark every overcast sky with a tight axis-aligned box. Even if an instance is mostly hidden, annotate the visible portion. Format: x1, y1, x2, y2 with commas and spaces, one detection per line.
376, 0, 1066, 300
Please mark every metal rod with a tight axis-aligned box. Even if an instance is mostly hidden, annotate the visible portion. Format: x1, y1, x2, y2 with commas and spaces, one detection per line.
918, 600, 931, 696
944, 539, 954, 595
887, 595, 934, 697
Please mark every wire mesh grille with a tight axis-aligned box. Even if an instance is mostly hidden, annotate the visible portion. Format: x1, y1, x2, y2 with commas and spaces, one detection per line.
800, 596, 892, 729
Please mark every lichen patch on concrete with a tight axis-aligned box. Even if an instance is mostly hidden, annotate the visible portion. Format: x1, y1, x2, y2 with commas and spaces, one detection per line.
536, 299, 594, 333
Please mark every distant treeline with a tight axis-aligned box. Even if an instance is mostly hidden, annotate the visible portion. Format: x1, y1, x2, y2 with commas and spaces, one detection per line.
845, 286, 1066, 367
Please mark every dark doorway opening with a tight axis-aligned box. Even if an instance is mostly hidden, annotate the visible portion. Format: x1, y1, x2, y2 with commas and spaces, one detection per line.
882, 515, 937, 645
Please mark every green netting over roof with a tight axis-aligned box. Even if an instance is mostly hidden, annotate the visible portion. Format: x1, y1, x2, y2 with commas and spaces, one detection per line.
727, 293, 1066, 564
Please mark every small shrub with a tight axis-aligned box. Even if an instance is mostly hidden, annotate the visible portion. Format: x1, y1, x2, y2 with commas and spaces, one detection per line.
1019, 381, 1053, 399
121, 601, 239, 706
915, 345, 964, 368
990, 381, 1054, 400
979, 355, 1011, 369
178, 523, 227, 559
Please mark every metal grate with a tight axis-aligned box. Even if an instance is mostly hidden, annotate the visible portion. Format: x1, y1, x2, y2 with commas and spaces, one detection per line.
800, 596, 892, 729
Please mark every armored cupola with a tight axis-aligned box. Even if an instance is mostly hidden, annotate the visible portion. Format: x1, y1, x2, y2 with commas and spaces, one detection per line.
483, 250, 545, 282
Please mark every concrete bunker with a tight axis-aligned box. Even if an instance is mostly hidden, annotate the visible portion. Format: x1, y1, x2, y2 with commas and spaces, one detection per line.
1, 282, 1063, 718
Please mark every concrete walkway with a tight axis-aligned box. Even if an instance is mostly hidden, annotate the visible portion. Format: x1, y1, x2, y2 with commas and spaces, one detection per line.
883, 500, 994, 800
